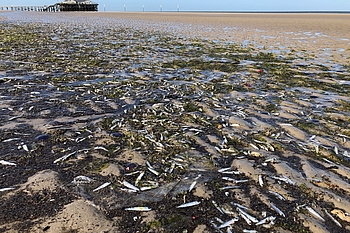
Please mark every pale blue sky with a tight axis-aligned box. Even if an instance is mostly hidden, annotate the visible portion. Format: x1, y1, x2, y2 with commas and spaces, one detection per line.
2, 0, 350, 12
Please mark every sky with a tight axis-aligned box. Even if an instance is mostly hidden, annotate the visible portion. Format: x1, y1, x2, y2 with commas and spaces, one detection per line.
2, 0, 350, 12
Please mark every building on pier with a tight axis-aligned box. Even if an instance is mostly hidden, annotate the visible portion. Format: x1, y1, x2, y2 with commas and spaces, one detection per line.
56, 0, 98, 12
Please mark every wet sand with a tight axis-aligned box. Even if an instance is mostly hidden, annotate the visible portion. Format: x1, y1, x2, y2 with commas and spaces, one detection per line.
0, 11, 350, 233
85, 12, 350, 64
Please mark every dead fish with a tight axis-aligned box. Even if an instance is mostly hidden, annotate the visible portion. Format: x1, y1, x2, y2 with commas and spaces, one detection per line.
53, 151, 77, 164
125, 206, 152, 211
256, 216, 276, 226
250, 143, 259, 150
218, 167, 241, 175
209, 220, 224, 233
282, 175, 295, 185
121, 188, 138, 193
0, 160, 17, 166
94, 146, 109, 152
259, 175, 264, 187
215, 217, 224, 224
309, 135, 316, 141
222, 177, 249, 183
140, 186, 156, 191
212, 200, 224, 215
93, 182, 111, 192
219, 186, 240, 190
189, 180, 197, 192
0, 187, 15, 192
334, 146, 339, 155
324, 209, 342, 228
270, 202, 285, 217
237, 207, 259, 223
124, 171, 140, 176
218, 217, 239, 229
122, 181, 140, 192
148, 167, 160, 176
233, 203, 250, 210
135, 171, 145, 186
268, 190, 285, 200
243, 230, 257, 233
22, 144, 29, 152
305, 206, 325, 221
8, 115, 23, 121
271, 175, 295, 185
72, 175, 93, 184
176, 201, 200, 208
314, 144, 319, 153
2, 138, 20, 142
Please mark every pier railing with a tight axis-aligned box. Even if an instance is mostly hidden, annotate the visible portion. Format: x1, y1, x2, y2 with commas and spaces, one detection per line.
0, 6, 50, 11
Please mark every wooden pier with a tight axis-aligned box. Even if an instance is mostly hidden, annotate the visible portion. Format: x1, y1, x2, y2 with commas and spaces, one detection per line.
0, 6, 47, 11
0, 1, 98, 12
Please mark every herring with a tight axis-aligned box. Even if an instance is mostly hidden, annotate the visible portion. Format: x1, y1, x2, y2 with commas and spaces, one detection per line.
305, 206, 325, 222
176, 201, 201, 208
93, 182, 111, 192
0, 160, 17, 166
125, 206, 152, 211
270, 202, 285, 217
218, 217, 239, 229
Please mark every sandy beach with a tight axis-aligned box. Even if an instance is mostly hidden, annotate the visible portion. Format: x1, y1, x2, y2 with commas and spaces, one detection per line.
0, 11, 350, 232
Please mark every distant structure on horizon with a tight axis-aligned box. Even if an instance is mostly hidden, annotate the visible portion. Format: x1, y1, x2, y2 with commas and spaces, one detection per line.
46, 0, 98, 12
0, 0, 98, 12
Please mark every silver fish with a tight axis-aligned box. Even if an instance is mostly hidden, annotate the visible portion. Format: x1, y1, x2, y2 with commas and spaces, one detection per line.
72, 175, 93, 184
0, 187, 15, 192
237, 207, 259, 223
270, 202, 285, 217
268, 190, 285, 200
121, 188, 138, 193
2, 138, 20, 142
233, 203, 250, 210
305, 206, 325, 222
334, 146, 339, 155
125, 206, 152, 211
258, 175, 264, 187
0, 160, 17, 166
176, 201, 201, 208
122, 181, 140, 192
53, 151, 77, 164
94, 146, 109, 152
256, 216, 276, 226
148, 167, 160, 176
218, 217, 239, 229
124, 171, 140, 176
212, 200, 224, 215
219, 186, 240, 190
189, 181, 197, 192
22, 144, 29, 152
93, 182, 111, 192
324, 209, 342, 228
135, 171, 145, 186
